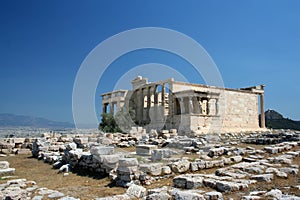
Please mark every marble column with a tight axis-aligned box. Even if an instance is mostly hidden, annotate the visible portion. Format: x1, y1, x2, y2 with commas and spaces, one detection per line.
260, 93, 265, 128
161, 84, 165, 107
109, 103, 114, 115
146, 87, 151, 122
136, 88, 144, 124
179, 97, 185, 114
208, 99, 216, 115
215, 99, 219, 115
198, 97, 203, 114
188, 97, 193, 114
154, 85, 158, 105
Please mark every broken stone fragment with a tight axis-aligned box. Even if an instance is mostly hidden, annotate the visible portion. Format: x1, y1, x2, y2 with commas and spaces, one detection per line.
52, 161, 63, 169
48, 191, 65, 198
171, 189, 205, 200
0, 161, 15, 176
241, 195, 261, 200
251, 174, 273, 182
126, 184, 147, 198
146, 191, 171, 200
216, 181, 241, 192
66, 142, 77, 150
59, 164, 70, 173
0, 161, 9, 169
204, 191, 223, 200
190, 162, 199, 171
264, 189, 282, 199
230, 155, 243, 163
170, 159, 190, 173
95, 194, 131, 200
162, 166, 172, 175
279, 167, 298, 175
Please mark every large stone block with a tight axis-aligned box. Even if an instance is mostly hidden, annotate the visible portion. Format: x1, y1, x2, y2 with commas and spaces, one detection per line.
136, 145, 157, 156
173, 176, 187, 188
171, 189, 205, 200
204, 191, 223, 200
186, 177, 203, 189
0, 168, 15, 176
264, 189, 282, 199
216, 181, 240, 192
117, 166, 139, 174
151, 149, 177, 161
101, 155, 121, 173
173, 174, 203, 189
230, 155, 243, 163
118, 158, 138, 167
118, 174, 135, 182
139, 163, 162, 176
264, 147, 278, 154
171, 159, 190, 173
90, 146, 114, 156
208, 147, 226, 157
101, 155, 120, 165
251, 174, 274, 182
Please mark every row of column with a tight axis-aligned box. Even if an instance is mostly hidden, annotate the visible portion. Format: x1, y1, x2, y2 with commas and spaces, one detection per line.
177, 96, 218, 116
135, 84, 168, 124
102, 101, 122, 115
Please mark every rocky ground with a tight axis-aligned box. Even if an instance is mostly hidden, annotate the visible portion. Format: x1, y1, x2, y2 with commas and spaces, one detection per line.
0, 155, 125, 199
0, 128, 300, 199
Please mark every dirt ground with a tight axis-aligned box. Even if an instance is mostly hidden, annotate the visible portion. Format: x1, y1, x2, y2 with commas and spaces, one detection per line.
0, 155, 126, 200
0, 144, 300, 199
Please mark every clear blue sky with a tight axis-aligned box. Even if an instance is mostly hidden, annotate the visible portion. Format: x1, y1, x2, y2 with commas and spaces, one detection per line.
1, 0, 300, 123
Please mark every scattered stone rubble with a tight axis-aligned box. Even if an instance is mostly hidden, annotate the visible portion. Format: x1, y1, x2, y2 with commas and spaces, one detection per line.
0, 129, 300, 199
243, 131, 300, 145
0, 161, 15, 176
0, 161, 79, 199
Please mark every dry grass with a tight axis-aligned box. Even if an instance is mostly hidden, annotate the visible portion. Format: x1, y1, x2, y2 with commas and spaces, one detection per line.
0, 154, 126, 200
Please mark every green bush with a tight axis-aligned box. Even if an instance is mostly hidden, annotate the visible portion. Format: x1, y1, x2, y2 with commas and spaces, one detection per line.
98, 113, 122, 133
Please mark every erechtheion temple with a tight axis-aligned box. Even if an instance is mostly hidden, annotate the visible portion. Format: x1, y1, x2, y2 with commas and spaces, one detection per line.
101, 76, 265, 134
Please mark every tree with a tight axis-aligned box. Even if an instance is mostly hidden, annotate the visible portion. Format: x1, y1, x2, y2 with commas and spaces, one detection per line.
98, 113, 122, 133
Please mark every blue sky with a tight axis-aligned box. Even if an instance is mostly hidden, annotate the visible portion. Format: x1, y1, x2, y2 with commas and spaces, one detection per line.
1, 1, 300, 124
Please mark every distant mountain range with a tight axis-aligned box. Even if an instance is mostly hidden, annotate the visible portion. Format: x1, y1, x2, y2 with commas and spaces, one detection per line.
264, 109, 300, 131
1, 110, 299, 130
0, 113, 74, 128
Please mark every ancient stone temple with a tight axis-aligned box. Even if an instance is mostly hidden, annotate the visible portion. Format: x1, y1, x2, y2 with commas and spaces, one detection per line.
101, 76, 265, 135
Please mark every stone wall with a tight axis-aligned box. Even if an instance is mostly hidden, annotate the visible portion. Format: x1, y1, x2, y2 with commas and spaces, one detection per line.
222, 90, 260, 131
